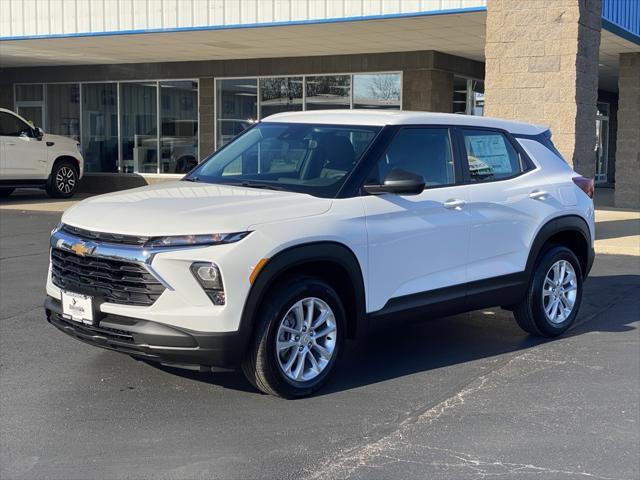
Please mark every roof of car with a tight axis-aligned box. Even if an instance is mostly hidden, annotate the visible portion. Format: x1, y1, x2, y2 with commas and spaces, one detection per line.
262, 109, 547, 136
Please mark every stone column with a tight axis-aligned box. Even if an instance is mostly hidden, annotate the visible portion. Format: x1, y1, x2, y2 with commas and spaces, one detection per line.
199, 77, 215, 161
402, 69, 453, 112
614, 53, 640, 209
484, 0, 601, 177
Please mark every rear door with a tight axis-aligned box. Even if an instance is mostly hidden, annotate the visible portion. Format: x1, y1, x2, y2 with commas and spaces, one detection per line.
362, 126, 471, 313
457, 127, 554, 282
0, 111, 47, 180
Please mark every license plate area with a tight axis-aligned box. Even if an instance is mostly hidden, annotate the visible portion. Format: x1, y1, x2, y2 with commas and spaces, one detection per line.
61, 291, 94, 325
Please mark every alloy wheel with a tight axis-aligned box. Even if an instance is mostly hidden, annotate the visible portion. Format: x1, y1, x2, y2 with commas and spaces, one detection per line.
275, 297, 337, 382
542, 259, 578, 324
56, 166, 76, 194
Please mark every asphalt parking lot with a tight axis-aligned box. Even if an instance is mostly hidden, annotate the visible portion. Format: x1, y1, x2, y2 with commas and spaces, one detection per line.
1, 206, 639, 480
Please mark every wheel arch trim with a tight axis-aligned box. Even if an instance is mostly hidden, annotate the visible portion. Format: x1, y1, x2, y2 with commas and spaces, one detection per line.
525, 215, 594, 279
237, 241, 368, 356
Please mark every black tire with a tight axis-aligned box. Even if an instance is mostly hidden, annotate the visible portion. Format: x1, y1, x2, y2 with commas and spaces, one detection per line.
0, 188, 15, 198
241, 275, 345, 398
46, 160, 78, 198
514, 246, 583, 337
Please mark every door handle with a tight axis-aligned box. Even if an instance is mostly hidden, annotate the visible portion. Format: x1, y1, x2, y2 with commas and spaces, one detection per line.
6, 142, 16, 146
443, 198, 466, 210
529, 190, 549, 200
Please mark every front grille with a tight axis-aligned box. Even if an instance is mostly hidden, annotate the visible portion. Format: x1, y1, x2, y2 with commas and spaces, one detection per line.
61, 224, 150, 246
51, 248, 165, 306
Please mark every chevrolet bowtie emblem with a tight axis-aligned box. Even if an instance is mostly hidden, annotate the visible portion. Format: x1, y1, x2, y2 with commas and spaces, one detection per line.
70, 242, 95, 257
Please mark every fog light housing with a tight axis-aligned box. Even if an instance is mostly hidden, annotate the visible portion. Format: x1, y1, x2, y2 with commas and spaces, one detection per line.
190, 262, 225, 305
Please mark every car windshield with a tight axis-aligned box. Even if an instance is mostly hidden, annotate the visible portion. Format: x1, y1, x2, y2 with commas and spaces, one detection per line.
187, 122, 381, 198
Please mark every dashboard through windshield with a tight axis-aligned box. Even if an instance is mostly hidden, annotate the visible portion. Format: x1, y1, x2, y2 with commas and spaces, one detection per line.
187, 122, 381, 198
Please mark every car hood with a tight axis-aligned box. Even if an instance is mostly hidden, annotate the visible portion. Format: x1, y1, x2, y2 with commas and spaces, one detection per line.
43, 133, 78, 147
62, 181, 332, 236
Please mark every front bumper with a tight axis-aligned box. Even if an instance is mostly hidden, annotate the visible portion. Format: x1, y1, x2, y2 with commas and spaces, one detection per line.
45, 296, 244, 370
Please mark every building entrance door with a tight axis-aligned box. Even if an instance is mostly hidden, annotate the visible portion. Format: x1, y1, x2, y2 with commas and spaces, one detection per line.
595, 102, 610, 184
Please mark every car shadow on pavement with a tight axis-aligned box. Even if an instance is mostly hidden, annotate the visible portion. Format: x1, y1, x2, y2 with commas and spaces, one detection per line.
150, 273, 639, 397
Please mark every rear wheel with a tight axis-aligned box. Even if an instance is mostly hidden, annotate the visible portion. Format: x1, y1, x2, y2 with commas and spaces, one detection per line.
0, 188, 14, 198
514, 246, 583, 337
241, 275, 344, 398
46, 160, 78, 198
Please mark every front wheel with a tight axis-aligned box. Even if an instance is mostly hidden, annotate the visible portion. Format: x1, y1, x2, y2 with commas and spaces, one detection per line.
46, 161, 78, 198
513, 246, 583, 337
241, 276, 344, 398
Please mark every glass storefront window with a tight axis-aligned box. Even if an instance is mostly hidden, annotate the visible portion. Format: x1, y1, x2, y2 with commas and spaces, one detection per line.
353, 73, 401, 109
453, 76, 484, 116
160, 81, 199, 174
259, 77, 303, 118
305, 75, 350, 110
81, 83, 118, 173
217, 78, 257, 148
15, 84, 44, 127
46, 84, 80, 142
470, 80, 484, 116
15, 84, 44, 102
120, 82, 158, 174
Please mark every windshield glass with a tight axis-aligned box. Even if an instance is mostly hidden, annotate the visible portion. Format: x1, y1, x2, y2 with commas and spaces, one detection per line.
188, 122, 381, 198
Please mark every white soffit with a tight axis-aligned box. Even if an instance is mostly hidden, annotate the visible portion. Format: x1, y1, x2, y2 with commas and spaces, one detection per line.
599, 29, 640, 92
0, 12, 487, 68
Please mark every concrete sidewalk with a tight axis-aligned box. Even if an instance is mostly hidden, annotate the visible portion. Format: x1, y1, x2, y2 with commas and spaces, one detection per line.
1, 190, 638, 257
595, 208, 640, 257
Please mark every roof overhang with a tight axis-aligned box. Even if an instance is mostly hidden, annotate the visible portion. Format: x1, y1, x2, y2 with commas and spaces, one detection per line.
1, 9, 638, 93
0, 11, 487, 68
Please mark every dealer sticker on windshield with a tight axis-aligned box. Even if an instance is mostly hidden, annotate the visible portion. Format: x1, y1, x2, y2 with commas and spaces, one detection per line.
61, 291, 94, 324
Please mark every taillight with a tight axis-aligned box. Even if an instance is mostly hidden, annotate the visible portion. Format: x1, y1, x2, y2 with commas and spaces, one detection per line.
572, 176, 594, 198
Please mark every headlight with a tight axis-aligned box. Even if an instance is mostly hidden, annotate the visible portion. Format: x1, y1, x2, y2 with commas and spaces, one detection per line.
145, 231, 250, 248
190, 262, 225, 305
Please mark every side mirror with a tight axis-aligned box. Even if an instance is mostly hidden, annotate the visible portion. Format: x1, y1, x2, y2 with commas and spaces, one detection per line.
363, 168, 426, 195
34, 127, 44, 140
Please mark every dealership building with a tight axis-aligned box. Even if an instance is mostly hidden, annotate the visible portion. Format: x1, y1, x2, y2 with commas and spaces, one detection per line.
0, 0, 638, 207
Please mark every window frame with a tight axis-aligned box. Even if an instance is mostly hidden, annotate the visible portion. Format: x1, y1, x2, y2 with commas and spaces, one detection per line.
453, 126, 537, 185
213, 71, 403, 150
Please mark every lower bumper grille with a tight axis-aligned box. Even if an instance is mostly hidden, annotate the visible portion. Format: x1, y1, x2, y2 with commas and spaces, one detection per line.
50, 248, 165, 306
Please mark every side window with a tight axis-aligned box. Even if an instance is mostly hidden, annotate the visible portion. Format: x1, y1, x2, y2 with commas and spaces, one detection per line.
373, 127, 455, 187
462, 129, 523, 182
0, 112, 33, 137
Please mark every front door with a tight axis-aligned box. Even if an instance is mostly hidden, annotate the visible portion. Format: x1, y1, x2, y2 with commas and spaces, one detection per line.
0, 111, 47, 180
362, 127, 471, 313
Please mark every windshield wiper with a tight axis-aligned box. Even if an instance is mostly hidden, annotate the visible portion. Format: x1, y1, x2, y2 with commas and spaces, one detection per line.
183, 176, 200, 182
228, 181, 284, 191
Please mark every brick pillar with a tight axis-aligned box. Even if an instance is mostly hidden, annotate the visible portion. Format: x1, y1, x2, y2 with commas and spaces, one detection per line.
614, 53, 640, 209
199, 77, 215, 161
484, 0, 601, 176
402, 69, 453, 112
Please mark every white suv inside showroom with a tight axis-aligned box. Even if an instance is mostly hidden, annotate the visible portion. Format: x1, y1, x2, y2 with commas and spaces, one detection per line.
45, 110, 595, 398
0, 108, 84, 198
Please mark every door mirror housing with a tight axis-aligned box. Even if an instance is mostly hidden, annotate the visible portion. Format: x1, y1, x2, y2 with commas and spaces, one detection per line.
363, 168, 426, 195
34, 127, 44, 140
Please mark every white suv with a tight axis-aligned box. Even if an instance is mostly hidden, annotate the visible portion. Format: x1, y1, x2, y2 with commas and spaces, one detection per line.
45, 110, 595, 398
0, 108, 84, 198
